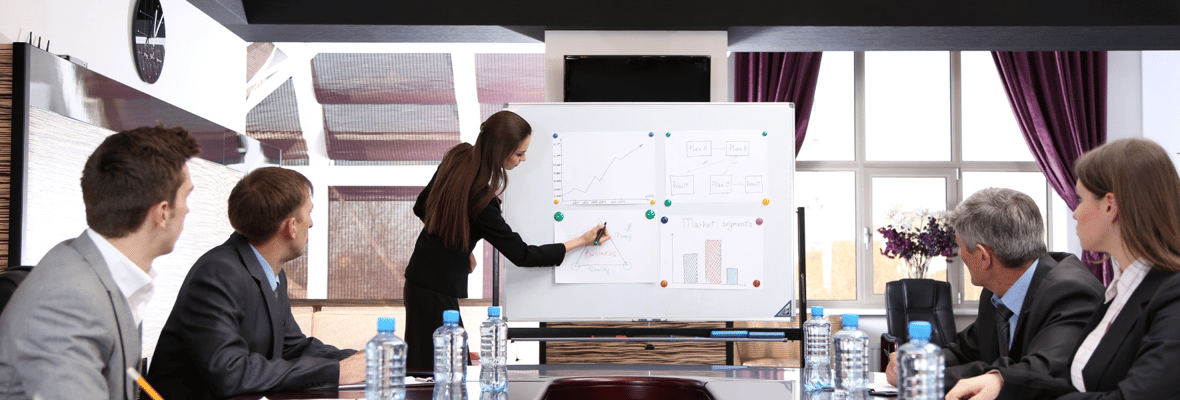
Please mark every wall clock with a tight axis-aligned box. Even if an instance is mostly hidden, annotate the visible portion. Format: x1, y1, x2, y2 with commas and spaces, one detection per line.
132, 0, 166, 83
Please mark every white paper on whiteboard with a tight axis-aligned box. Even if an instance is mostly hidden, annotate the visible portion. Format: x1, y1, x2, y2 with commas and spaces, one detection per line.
665, 131, 770, 204
661, 215, 765, 290
552, 131, 657, 205
553, 210, 658, 283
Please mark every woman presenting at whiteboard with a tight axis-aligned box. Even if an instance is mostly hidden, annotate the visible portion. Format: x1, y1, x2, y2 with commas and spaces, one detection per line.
403, 110, 610, 369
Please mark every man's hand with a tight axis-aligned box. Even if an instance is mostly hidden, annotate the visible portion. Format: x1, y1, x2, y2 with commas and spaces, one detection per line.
469, 253, 477, 274
338, 352, 367, 385
945, 372, 1004, 400
885, 351, 899, 386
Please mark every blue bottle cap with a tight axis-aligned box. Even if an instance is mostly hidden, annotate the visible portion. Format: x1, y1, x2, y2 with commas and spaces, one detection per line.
811, 306, 823, 317
443, 310, 460, 323
842, 314, 859, 328
377, 317, 395, 332
909, 321, 932, 341
488, 306, 501, 317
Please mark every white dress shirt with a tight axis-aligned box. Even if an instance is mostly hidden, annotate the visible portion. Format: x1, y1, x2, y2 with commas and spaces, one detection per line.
1070, 257, 1151, 392
86, 229, 156, 327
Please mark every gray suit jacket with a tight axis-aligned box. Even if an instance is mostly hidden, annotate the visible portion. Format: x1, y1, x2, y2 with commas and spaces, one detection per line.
0, 231, 141, 400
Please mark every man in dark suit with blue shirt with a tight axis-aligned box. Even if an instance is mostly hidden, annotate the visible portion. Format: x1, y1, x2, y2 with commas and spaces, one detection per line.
885, 188, 1104, 400
149, 167, 365, 400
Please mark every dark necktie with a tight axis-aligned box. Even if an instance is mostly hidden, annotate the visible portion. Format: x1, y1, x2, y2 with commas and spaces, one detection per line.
996, 303, 1014, 358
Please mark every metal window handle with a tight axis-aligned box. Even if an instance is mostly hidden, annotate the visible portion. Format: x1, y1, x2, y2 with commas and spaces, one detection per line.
864, 227, 871, 250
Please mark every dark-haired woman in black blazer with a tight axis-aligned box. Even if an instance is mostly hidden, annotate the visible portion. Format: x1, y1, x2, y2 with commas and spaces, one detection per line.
401, 111, 609, 370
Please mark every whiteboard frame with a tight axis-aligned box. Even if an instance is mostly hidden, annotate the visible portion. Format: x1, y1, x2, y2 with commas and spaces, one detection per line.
501, 103, 795, 322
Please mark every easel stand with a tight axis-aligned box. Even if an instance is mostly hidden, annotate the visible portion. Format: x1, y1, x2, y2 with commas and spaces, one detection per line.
497, 208, 809, 366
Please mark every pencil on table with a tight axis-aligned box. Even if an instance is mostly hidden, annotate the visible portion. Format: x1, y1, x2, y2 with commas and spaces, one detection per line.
127, 367, 165, 400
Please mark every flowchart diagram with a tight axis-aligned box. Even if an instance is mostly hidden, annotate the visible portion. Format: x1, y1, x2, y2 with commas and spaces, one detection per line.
666, 131, 770, 204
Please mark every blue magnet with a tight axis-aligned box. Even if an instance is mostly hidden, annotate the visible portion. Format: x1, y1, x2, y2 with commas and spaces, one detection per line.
648, 132, 654, 137
553, 133, 558, 138
646, 210, 656, 219
661, 216, 669, 224
554, 212, 564, 221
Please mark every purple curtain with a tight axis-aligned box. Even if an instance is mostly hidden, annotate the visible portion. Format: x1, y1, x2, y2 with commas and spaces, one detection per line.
734, 52, 823, 156
991, 51, 1113, 285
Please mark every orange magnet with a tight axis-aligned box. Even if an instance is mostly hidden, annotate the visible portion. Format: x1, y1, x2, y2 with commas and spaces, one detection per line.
554, 199, 560, 204
762, 198, 770, 205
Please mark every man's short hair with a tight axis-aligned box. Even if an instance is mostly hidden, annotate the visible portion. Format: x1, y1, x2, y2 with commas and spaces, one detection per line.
950, 187, 1047, 268
228, 167, 312, 244
81, 126, 201, 238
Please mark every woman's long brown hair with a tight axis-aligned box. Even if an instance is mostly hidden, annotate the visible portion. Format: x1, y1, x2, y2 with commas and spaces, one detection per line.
1075, 138, 1180, 272
424, 111, 532, 250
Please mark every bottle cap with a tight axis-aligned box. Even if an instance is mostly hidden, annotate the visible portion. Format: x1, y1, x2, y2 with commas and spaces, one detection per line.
842, 314, 859, 328
811, 306, 823, 317
377, 317, 395, 332
909, 321, 932, 341
443, 310, 460, 323
488, 306, 501, 317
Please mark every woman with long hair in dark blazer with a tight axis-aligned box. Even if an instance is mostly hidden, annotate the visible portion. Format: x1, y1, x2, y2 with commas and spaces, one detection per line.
402, 111, 610, 370
947, 137, 1180, 400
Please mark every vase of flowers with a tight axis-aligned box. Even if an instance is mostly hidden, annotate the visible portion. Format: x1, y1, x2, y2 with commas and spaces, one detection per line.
877, 207, 958, 279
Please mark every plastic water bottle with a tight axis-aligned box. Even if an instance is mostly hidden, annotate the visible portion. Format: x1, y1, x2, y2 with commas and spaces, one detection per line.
479, 306, 509, 391
365, 317, 406, 400
433, 310, 468, 385
898, 321, 944, 400
833, 314, 869, 400
803, 306, 833, 391
433, 382, 468, 400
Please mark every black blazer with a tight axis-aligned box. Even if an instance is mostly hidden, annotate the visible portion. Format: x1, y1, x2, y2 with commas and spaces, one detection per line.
1052, 269, 1180, 400
149, 233, 356, 400
404, 173, 565, 298
944, 252, 1104, 400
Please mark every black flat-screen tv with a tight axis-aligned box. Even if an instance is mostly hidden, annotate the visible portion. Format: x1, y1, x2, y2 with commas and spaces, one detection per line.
564, 55, 711, 102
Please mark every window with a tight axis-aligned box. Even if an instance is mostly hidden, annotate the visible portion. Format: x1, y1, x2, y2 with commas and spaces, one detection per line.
797, 51, 1058, 308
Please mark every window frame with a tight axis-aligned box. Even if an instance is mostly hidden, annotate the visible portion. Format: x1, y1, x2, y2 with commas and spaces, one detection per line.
798, 51, 1054, 310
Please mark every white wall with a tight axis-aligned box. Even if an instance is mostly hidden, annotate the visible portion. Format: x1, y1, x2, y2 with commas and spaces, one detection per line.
544, 31, 729, 102
1, 0, 245, 132
1142, 51, 1180, 169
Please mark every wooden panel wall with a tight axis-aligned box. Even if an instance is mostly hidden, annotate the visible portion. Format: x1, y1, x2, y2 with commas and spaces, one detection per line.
0, 44, 13, 268
543, 322, 728, 365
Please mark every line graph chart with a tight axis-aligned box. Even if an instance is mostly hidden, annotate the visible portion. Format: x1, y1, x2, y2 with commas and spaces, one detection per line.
553, 132, 656, 205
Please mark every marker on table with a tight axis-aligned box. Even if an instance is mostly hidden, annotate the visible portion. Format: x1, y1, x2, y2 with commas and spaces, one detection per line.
593, 222, 608, 245
127, 367, 165, 400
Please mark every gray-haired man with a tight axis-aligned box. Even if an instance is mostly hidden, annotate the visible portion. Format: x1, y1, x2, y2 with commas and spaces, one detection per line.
886, 187, 1103, 400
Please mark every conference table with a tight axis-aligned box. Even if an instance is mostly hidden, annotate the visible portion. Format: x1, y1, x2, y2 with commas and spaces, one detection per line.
229, 364, 810, 399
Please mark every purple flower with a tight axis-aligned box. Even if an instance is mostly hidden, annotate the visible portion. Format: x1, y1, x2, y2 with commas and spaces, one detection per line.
877, 214, 959, 262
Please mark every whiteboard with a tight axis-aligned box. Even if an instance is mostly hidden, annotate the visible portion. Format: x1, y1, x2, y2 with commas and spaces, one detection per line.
501, 103, 795, 322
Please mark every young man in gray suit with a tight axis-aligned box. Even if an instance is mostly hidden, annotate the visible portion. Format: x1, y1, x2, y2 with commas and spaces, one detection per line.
0, 126, 200, 400
149, 167, 364, 400
885, 188, 1105, 400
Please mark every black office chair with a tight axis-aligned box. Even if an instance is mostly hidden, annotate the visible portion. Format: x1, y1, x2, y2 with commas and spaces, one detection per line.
0, 266, 34, 316
881, 278, 956, 370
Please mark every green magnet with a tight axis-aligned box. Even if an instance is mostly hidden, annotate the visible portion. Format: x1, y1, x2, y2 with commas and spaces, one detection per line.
665, 132, 671, 137
762, 131, 768, 136
664, 199, 672, 207
554, 212, 564, 221
646, 209, 656, 219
